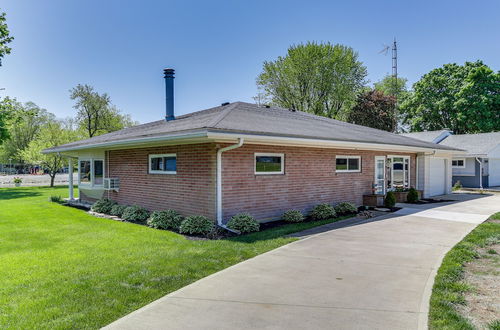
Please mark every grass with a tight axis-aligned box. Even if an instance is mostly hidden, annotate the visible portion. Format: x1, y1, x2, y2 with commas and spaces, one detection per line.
429, 212, 500, 330
0, 186, 351, 329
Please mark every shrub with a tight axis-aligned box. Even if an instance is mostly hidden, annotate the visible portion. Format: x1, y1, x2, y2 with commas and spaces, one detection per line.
91, 198, 116, 214
384, 191, 396, 208
310, 203, 336, 221
122, 205, 150, 223
227, 213, 260, 233
110, 204, 128, 217
49, 195, 63, 203
406, 187, 419, 203
147, 210, 184, 230
282, 210, 305, 223
452, 180, 462, 191
334, 202, 358, 215
179, 215, 215, 235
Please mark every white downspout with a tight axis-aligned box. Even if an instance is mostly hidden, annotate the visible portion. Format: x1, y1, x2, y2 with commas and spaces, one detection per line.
475, 157, 483, 189
217, 138, 244, 231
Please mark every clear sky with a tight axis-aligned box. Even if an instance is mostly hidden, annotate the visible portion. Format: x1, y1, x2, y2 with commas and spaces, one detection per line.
1, 0, 499, 123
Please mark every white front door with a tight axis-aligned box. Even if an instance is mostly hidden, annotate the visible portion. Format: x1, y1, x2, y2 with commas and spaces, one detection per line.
374, 156, 386, 194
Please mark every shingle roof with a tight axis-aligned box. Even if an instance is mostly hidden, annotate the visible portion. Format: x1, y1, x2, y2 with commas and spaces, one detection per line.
399, 130, 451, 143
439, 132, 500, 156
44, 102, 460, 153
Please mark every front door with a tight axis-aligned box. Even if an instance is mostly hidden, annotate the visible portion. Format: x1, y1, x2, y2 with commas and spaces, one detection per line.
374, 156, 386, 195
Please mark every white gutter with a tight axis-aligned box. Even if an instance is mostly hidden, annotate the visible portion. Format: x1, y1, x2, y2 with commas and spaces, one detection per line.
475, 157, 483, 189
206, 131, 464, 155
216, 138, 244, 232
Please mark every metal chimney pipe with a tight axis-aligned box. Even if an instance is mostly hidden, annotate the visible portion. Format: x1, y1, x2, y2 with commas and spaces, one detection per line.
164, 68, 175, 121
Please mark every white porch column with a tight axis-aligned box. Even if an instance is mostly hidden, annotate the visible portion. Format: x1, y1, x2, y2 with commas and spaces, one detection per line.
68, 158, 74, 200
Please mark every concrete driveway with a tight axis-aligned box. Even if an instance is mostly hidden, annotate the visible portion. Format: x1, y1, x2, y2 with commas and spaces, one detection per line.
105, 193, 500, 330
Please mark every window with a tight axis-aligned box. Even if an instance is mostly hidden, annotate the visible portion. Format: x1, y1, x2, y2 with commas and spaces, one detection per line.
149, 154, 177, 174
94, 160, 104, 185
79, 159, 104, 186
79, 160, 91, 183
255, 153, 284, 174
336, 156, 361, 172
452, 158, 465, 168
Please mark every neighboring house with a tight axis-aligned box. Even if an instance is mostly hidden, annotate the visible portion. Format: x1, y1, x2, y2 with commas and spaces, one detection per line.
401, 130, 500, 188
44, 69, 461, 225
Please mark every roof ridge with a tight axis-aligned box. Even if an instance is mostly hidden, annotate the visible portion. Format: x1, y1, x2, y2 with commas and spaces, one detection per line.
207, 102, 240, 128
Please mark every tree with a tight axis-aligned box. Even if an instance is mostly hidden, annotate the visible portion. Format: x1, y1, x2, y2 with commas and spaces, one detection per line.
257, 42, 367, 119
0, 11, 14, 66
70, 84, 136, 137
0, 100, 52, 163
346, 90, 397, 132
400, 61, 500, 133
374, 75, 408, 99
20, 120, 78, 187
0, 97, 16, 144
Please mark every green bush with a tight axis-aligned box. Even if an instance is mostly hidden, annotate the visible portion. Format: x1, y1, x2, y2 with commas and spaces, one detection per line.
91, 198, 116, 214
334, 202, 358, 215
122, 205, 150, 223
452, 180, 462, 191
406, 188, 419, 203
179, 215, 215, 235
384, 191, 396, 208
310, 203, 336, 220
282, 210, 305, 223
110, 204, 128, 217
227, 213, 260, 233
147, 210, 184, 230
49, 195, 63, 204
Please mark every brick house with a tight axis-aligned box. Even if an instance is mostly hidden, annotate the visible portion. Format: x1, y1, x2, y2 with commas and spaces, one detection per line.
44, 69, 461, 226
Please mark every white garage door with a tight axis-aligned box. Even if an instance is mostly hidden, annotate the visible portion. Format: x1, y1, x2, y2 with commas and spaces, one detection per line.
429, 158, 446, 196
489, 159, 500, 186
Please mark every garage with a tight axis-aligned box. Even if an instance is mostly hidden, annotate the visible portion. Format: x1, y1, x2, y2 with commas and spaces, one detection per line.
489, 159, 500, 187
429, 157, 447, 196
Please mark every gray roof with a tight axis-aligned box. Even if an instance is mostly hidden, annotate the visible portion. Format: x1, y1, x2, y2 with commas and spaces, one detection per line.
45, 102, 460, 153
400, 130, 451, 143
439, 132, 500, 156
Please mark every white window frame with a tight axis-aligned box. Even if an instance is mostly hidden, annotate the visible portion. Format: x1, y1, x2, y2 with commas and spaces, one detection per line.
452, 158, 466, 169
78, 158, 104, 188
335, 155, 361, 173
387, 155, 411, 189
254, 153, 285, 175
148, 153, 177, 174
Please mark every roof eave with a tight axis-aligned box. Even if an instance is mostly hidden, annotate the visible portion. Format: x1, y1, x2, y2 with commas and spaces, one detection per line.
206, 130, 464, 154
42, 131, 210, 154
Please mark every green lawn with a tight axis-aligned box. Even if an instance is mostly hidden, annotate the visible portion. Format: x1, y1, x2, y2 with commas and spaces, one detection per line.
0, 186, 349, 329
429, 212, 500, 330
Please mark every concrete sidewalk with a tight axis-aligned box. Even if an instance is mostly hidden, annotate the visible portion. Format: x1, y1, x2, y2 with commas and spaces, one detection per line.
104, 193, 500, 330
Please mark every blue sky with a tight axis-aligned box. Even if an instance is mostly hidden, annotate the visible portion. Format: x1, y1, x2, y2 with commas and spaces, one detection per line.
1, 0, 499, 123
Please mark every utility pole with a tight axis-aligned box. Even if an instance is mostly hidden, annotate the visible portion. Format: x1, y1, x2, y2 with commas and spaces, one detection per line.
392, 38, 398, 132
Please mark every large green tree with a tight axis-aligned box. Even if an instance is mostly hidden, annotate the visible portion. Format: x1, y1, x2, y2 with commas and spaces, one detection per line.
0, 11, 14, 143
257, 42, 367, 119
70, 84, 136, 138
346, 90, 397, 132
0, 11, 13, 66
0, 100, 52, 163
400, 61, 500, 133
20, 120, 78, 186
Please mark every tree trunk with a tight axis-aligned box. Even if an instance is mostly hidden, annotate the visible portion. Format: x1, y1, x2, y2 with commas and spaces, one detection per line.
50, 173, 56, 187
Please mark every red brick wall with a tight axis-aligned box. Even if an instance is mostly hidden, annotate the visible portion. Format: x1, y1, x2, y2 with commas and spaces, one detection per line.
105, 143, 217, 219
221, 144, 416, 222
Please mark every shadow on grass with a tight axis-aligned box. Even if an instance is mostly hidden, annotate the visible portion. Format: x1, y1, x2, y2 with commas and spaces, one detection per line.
0, 188, 43, 200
